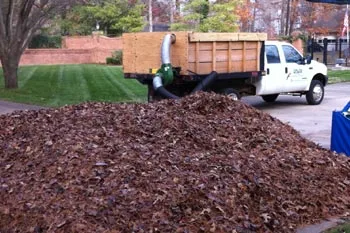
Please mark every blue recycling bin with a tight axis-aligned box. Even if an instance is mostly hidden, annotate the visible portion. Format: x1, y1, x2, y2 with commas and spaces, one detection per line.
331, 101, 350, 156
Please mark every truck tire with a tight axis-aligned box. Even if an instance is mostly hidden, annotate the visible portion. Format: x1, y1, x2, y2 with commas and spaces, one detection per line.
306, 80, 324, 105
262, 94, 279, 103
221, 88, 241, 100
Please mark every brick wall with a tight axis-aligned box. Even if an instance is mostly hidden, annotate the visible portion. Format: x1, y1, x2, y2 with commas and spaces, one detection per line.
20, 48, 118, 65
18, 33, 123, 66
63, 34, 122, 50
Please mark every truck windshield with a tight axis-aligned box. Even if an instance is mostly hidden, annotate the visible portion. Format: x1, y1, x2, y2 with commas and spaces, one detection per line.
265, 45, 281, 64
282, 45, 303, 63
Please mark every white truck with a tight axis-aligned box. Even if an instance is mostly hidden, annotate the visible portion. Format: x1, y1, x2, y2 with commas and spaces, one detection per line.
255, 41, 328, 105
123, 32, 328, 105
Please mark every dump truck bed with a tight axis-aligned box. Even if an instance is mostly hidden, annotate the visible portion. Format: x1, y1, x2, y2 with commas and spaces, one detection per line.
123, 31, 267, 77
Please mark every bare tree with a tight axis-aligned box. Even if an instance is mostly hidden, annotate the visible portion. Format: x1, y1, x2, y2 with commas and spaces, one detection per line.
280, 0, 286, 34
149, 0, 153, 32
170, 0, 175, 24
0, 0, 79, 89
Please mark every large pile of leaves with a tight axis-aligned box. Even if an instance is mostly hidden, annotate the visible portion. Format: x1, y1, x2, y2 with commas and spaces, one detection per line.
1, 93, 349, 233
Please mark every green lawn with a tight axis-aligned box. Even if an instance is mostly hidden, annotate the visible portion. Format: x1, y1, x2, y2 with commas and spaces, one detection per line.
328, 70, 350, 84
324, 222, 350, 233
0, 64, 147, 107
0, 65, 348, 107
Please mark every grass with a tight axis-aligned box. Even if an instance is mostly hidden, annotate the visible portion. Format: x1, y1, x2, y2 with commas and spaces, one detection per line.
327, 70, 350, 84
0, 64, 147, 107
0, 65, 348, 107
324, 222, 350, 233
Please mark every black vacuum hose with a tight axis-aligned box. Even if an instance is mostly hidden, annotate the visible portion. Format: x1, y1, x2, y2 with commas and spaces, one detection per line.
191, 71, 218, 94
155, 86, 180, 99
153, 75, 180, 99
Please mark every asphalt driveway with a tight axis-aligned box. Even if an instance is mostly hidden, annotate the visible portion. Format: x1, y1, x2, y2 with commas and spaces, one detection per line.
243, 82, 350, 149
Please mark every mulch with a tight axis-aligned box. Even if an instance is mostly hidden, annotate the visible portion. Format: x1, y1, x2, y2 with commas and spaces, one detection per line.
0, 92, 349, 233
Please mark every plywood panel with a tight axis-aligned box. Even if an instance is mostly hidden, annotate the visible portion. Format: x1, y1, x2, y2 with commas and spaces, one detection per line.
123, 31, 189, 74
213, 42, 217, 71
189, 50, 213, 63
245, 49, 258, 60
198, 42, 213, 51
242, 41, 246, 72
189, 42, 213, 51
188, 60, 258, 74
246, 60, 258, 71
228, 42, 232, 72
216, 50, 229, 62
231, 50, 243, 61
231, 61, 244, 73
216, 42, 230, 50
195, 42, 199, 73
122, 33, 137, 74
190, 41, 245, 51
246, 41, 258, 49
188, 62, 214, 74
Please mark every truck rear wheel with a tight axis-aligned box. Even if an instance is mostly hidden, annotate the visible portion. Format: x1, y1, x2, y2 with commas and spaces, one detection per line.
306, 80, 324, 105
221, 88, 241, 100
262, 94, 279, 103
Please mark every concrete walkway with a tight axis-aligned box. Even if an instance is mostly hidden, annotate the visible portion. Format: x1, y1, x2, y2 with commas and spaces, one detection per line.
0, 100, 43, 115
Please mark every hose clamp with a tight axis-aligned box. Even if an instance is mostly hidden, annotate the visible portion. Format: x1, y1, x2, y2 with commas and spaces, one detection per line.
153, 75, 163, 90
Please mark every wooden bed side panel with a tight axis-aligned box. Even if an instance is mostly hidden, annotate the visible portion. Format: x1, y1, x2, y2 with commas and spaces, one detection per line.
188, 40, 262, 74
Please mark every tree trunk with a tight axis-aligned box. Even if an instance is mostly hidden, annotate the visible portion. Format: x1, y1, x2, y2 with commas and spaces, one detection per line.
149, 0, 153, 32
285, 0, 291, 36
0, 1, 76, 89
170, 0, 175, 24
251, 0, 257, 32
280, 0, 286, 35
1, 55, 19, 89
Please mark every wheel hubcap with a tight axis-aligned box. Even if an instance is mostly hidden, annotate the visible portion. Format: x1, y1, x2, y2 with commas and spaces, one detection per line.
228, 93, 239, 101
313, 84, 323, 102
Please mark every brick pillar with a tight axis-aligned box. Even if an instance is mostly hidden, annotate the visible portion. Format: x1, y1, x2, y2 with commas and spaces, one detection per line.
92, 31, 101, 63
62, 37, 67, 49
292, 38, 304, 55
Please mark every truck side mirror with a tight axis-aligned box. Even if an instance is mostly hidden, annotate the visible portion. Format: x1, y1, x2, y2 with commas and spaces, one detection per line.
305, 55, 312, 64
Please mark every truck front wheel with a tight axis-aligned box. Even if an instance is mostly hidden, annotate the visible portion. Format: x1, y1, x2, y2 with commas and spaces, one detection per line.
262, 94, 279, 103
306, 80, 324, 105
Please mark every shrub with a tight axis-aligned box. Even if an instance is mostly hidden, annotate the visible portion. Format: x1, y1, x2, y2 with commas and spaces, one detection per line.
106, 50, 123, 65
29, 35, 62, 48
106, 57, 118, 65
112, 50, 123, 65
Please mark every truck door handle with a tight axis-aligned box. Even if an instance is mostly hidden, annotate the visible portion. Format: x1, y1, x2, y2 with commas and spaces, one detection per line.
285, 67, 288, 73
309, 67, 313, 70
267, 68, 270, 75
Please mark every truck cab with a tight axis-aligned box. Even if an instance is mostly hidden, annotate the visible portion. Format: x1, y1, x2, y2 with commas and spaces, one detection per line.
255, 41, 328, 105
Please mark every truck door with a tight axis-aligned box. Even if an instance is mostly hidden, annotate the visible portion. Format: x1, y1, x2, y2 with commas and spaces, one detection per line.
281, 45, 309, 92
259, 45, 287, 94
